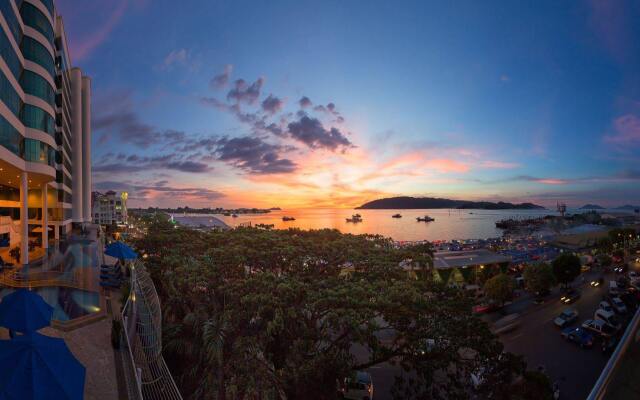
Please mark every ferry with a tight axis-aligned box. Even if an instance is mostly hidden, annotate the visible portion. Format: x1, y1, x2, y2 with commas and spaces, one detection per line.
416, 216, 435, 222
346, 214, 363, 223
392, 214, 402, 218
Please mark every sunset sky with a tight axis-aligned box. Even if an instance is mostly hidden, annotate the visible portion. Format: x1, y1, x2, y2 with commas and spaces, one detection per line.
57, 0, 640, 208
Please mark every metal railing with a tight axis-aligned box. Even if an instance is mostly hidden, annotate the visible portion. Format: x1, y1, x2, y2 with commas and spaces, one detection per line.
586, 306, 640, 400
120, 260, 183, 400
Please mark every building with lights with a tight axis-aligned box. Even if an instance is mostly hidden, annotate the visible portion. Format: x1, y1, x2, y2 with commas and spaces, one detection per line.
0, 0, 91, 264
92, 191, 128, 226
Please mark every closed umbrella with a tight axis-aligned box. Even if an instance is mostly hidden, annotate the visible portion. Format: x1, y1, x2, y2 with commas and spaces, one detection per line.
0, 289, 53, 333
104, 241, 137, 260
0, 332, 85, 400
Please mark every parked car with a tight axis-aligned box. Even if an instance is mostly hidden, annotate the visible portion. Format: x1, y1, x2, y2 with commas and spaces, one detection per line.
338, 371, 374, 400
561, 327, 594, 348
614, 265, 626, 273
594, 309, 622, 331
609, 281, 622, 296
590, 278, 603, 287
560, 289, 581, 304
598, 301, 614, 313
582, 319, 616, 338
629, 271, 639, 281
554, 309, 579, 328
609, 297, 628, 314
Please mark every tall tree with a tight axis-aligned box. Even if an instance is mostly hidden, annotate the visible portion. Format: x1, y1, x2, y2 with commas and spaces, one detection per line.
483, 273, 513, 306
552, 253, 581, 287
523, 263, 556, 295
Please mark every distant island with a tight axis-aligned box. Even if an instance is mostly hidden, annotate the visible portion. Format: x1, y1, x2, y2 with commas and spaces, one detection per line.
356, 196, 545, 210
579, 204, 605, 210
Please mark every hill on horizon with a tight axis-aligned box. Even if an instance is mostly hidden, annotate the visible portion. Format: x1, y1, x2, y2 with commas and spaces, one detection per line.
579, 204, 605, 209
356, 196, 545, 210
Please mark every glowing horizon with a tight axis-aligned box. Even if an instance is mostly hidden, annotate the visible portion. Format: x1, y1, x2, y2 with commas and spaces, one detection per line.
57, 0, 640, 209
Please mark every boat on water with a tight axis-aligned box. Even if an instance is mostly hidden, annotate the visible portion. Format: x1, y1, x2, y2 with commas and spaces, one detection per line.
223, 212, 231, 216
232, 214, 238, 218
282, 216, 296, 221
416, 216, 435, 222
392, 214, 402, 218
346, 214, 363, 223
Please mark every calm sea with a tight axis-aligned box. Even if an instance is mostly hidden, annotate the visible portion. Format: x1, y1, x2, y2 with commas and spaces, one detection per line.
173, 208, 575, 241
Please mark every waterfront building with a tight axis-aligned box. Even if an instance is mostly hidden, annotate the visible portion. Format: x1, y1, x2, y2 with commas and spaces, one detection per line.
92, 191, 128, 226
0, 0, 92, 264
432, 249, 512, 286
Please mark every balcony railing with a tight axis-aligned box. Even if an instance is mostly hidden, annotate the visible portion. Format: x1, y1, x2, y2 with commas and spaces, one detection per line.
120, 260, 182, 400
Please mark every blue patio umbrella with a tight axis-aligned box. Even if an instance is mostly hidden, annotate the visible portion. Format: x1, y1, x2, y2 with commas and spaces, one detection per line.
0, 332, 85, 400
104, 241, 138, 260
0, 289, 53, 333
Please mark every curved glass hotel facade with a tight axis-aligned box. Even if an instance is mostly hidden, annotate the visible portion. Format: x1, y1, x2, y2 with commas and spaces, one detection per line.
0, 0, 91, 264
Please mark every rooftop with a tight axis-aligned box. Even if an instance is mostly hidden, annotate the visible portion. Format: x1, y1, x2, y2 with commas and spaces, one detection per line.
433, 249, 511, 269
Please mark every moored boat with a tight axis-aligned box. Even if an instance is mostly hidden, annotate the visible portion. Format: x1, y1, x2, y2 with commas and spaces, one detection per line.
346, 214, 363, 223
392, 214, 402, 218
282, 216, 296, 221
416, 216, 435, 222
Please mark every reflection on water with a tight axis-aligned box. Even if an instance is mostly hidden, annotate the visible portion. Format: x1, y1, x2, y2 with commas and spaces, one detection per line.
174, 208, 563, 241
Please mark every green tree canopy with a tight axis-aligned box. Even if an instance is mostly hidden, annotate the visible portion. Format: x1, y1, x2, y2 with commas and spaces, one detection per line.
552, 253, 581, 287
483, 273, 513, 306
522, 263, 555, 295
131, 214, 534, 399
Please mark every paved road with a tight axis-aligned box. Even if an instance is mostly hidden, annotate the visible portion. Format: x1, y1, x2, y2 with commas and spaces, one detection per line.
500, 273, 616, 400
358, 271, 620, 400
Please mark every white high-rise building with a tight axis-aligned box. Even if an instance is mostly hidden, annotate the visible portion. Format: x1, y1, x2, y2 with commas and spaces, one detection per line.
0, 0, 91, 264
92, 191, 128, 226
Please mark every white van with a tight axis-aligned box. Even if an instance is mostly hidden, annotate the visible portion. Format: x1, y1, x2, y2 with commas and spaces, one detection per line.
594, 309, 621, 331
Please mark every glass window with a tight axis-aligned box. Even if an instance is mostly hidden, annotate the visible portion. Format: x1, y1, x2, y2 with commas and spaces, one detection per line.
0, 24, 22, 80
0, 114, 23, 156
21, 36, 55, 79
38, 0, 54, 18
20, 69, 55, 107
20, 3, 54, 45
1, 1, 23, 44
22, 138, 50, 165
0, 68, 23, 117
20, 103, 54, 136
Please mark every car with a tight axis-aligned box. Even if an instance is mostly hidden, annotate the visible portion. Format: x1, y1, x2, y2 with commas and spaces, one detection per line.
338, 371, 374, 400
594, 309, 622, 331
561, 327, 594, 348
601, 336, 618, 354
598, 301, 614, 313
609, 297, 628, 314
609, 281, 622, 296
614, 265, 626, 273
590, 278, 603, 287
554, 308, 579, 327
582, 319, 617, 338
629, 271, 639, 281
560, 289, 581, 304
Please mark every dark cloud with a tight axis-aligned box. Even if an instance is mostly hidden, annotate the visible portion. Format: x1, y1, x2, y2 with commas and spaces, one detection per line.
299, 96, 312, 108
261, 95, 284, 115
93, 180, 225, 203
94, 153, 212, 174
227, 77, 264, 104
92, 91, 188, 148
210, 64, 233, 89
215, 136, 296, 174
286, 116, 352, 151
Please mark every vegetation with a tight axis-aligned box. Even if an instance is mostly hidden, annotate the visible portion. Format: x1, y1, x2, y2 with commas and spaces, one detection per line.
357, 196, 544, 210
132, 215, 540, 399
552, 254, 581, 287
523, 263, 555, 295
483, 273, 513, 306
